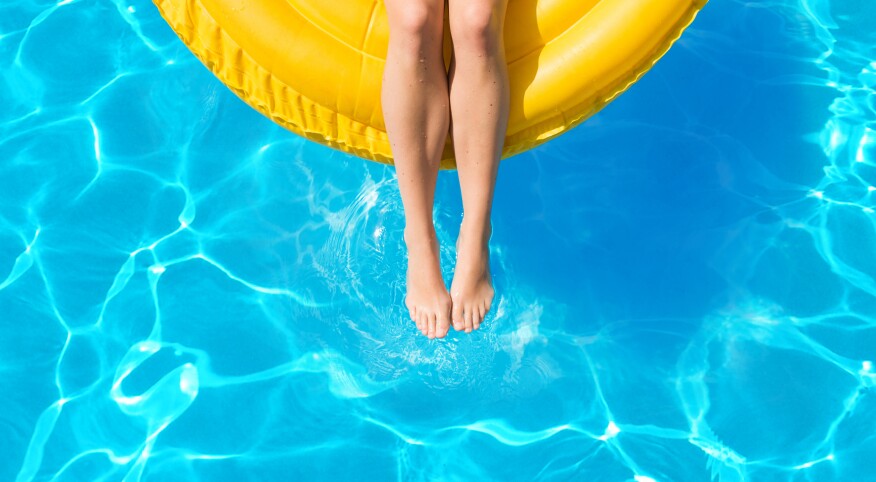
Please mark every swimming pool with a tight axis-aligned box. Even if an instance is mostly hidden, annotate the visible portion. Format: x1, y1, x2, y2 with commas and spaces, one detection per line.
1, 0, 874, 480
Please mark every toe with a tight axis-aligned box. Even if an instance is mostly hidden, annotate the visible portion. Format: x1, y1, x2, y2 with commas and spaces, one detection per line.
427, 313, 437, 339
464, 307, 473, 333
415, 308, 423, 330
436, 309, 451, 339
417, 312, 429, 335
421, 313, 431, 337
451, 300, 464, 331
475, 304, 485, 329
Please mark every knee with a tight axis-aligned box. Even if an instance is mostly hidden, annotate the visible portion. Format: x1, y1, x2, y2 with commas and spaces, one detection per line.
449, 4, 502, 55
388, 3, 443, 48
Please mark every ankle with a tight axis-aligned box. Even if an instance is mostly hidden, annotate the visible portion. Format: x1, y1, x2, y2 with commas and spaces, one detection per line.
459, 215, 492, 245
403, 224, 438, 248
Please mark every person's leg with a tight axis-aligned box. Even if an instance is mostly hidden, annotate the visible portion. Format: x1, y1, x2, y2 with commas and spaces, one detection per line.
382, 0, 452, 339
447, 0, 510, 333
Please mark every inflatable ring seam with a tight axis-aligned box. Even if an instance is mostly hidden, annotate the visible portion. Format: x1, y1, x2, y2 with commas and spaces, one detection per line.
285, 3, 384, 62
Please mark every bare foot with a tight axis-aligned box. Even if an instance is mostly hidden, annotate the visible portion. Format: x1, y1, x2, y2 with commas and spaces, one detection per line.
403, 227, 452, 339
450, 218, 494, 333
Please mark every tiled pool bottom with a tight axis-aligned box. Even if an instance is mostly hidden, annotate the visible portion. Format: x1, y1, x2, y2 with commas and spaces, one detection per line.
1, 0, 875, 480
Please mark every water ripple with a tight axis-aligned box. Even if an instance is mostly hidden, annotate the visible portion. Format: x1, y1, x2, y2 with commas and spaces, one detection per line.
1, 0, 875, 480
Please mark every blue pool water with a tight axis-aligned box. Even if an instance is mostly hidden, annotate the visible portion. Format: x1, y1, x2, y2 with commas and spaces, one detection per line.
1, 0, 875, 480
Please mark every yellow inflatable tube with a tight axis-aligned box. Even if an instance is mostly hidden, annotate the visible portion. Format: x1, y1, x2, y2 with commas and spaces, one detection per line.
153, 0, 708, 169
